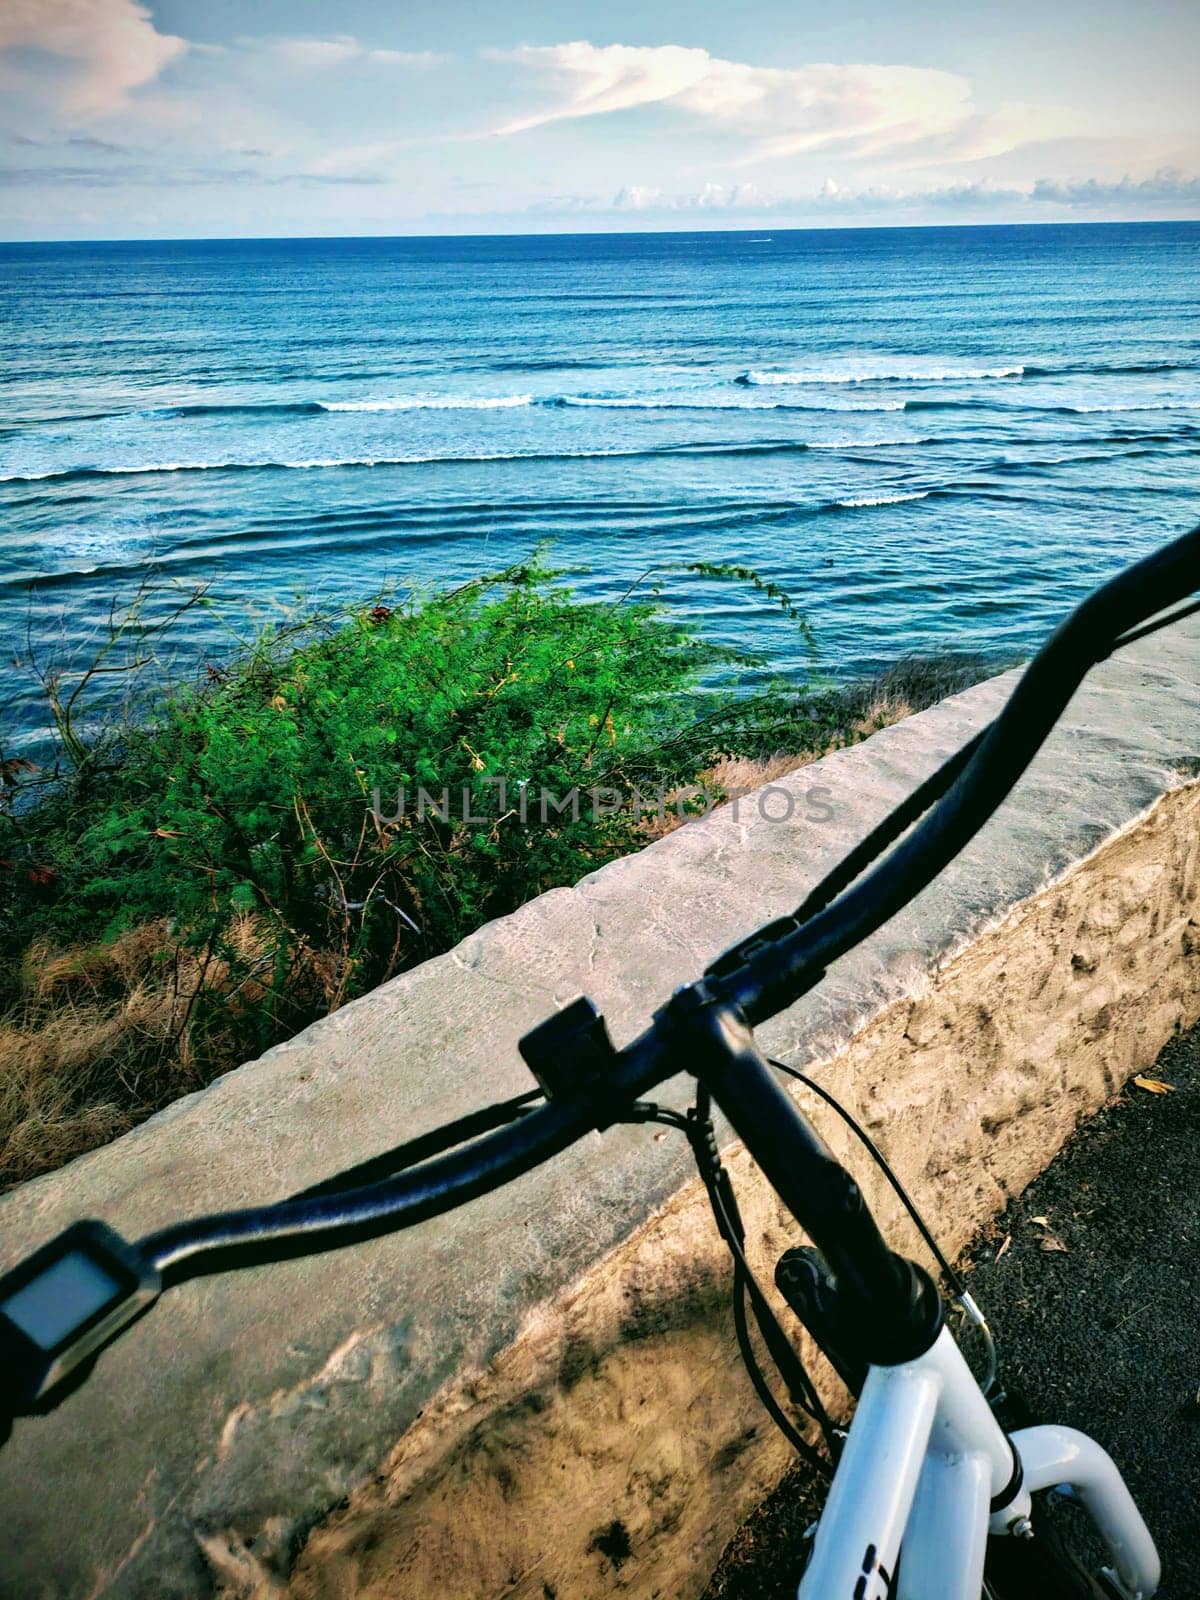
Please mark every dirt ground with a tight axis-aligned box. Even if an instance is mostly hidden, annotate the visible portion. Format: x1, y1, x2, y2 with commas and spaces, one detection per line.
702, 1024, 1200, 1599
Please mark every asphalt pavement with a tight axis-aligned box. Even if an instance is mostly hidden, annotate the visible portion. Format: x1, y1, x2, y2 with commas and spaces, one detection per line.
702, 1023, 1200, 1599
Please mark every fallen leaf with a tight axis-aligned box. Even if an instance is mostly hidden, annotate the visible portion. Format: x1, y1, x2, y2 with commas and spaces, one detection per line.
1038, 1231, 1069, 1253
1029, 1215, 1050, 1227
995, 1234, 1012, 1263
1132, 1075, 1175, 1095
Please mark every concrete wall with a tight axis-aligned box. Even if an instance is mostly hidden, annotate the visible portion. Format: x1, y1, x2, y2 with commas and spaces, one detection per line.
1, 614, 1198, 1600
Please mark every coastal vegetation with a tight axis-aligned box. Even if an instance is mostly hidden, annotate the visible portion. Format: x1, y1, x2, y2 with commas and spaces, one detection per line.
0, 561, 992, 1188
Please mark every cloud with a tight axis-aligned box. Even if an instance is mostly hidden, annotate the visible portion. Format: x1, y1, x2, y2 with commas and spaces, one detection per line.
8, 130, 127, 151
822, 167, 1200, 213
674, 59, 975, 161
527, 166, 1200, 221
612, 180, 769, 211
487, 40, 1065, 164
269, 35, 362, 70
935, 102, 1083, 163
0, 0, 187, 117
369, 48, 444, 68
1029, 168, 1200, 207
66, 132, 127, 151
0, 161, 227, 187
488, 41, 712, 135
267, 36, 445, 71
304, 141, 401, 178
0, 160, 386, 188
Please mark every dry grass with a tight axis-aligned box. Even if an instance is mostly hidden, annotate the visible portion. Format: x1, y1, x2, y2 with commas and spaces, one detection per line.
0, 916, 340, 1190
645, 686, 916, 841
709, 688, 914, 789
0, 924, 190, 1187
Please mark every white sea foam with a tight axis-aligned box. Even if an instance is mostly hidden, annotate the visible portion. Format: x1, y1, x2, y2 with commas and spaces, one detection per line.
0, 456, 472, 482
29, 461, 207, 479
742, 364, 1025, 386
1066, 400, 1199, 413
557, 395, 904, 412
0, 444, 704, 483
318, 394, 534, 412
808, 437, 918, 450
557, 396, 691, 409
836, 491, 932, 508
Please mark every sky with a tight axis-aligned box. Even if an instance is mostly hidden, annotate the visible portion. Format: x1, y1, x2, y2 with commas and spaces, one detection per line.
1, 0, 1198, 240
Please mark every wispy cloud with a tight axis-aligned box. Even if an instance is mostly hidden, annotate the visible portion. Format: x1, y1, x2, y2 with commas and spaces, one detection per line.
266, 36, 445, 72
302, 141, 403, 178
10, 131, 129, 152
488, 42, 712, 135
65, 132, 128, 152
0, 161, 387, 189
486, 40, 1074, 166
0, 0, 187, 117
922, 103, 1084, 164
676, 59, 975, 162
0, 162, 220, 187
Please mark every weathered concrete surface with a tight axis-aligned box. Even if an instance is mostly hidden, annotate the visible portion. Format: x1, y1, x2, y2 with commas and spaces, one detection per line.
0, 614, 1198, 1600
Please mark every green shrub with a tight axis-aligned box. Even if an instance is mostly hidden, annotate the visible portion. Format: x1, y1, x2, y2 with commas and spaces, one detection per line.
2, 559, 826, 1068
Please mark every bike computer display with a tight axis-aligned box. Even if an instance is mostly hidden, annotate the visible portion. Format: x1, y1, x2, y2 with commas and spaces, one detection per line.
0, 1221, 160, 1415
3, 1246, 124, 1348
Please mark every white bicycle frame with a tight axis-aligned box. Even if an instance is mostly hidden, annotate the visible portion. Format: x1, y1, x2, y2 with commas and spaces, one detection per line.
798, 1325, 1160, 1600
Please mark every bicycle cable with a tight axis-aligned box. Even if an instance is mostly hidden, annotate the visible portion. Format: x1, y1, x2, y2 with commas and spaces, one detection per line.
290, 1086, 546, 1201
627, 1095, 838, 1477
767, 1057, 998, 1398
693, 1084, 841, 1460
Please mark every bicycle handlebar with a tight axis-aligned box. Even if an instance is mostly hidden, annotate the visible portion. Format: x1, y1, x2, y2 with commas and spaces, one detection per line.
143, 1086, 603, 1282
721, 518, 1200, 1024
3, 522, 1198, 1423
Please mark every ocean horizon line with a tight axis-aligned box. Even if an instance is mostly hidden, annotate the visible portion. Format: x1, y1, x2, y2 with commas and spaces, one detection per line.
3, 217, 1200, 250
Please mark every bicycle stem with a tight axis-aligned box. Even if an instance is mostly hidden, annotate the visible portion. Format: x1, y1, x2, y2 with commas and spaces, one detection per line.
662, 983, 943, 1368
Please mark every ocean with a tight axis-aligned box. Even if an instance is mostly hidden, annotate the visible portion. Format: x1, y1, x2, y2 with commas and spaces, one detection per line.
1, 222, 1197, 753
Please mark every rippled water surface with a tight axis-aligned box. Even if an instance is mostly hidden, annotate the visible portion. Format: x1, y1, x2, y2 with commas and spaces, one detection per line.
2, 224, 1197, 748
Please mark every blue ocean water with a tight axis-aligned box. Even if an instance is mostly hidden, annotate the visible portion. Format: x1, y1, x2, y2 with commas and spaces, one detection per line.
1, 223, 1198, 752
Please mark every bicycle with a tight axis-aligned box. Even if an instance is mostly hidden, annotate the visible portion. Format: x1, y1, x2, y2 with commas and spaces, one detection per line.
3, 523, 1198, 1599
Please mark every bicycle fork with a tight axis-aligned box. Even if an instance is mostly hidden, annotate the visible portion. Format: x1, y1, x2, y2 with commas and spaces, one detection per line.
796, 1323, 1160, 1600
